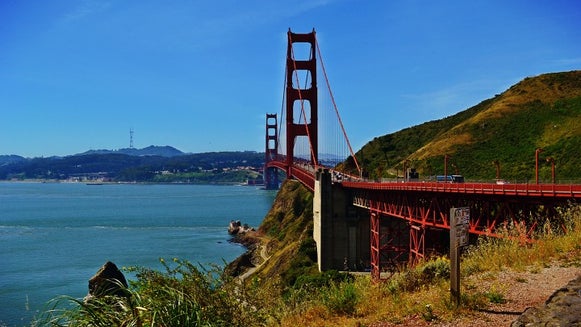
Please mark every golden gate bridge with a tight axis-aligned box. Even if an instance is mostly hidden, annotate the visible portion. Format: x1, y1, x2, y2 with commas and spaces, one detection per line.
263, 29, 581, 280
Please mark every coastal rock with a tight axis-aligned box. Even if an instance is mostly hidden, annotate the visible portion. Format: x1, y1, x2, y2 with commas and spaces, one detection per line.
512, 275, 581, 326
84, 261, 129, 302
228, 220, 255, 235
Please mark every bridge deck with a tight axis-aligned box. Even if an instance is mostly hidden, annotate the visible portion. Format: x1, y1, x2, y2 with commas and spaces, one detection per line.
341, 180, 581, 199
267, 161, 581, 199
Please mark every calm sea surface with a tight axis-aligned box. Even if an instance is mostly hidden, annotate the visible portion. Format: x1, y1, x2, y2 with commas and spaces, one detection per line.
0, 182, 276, 326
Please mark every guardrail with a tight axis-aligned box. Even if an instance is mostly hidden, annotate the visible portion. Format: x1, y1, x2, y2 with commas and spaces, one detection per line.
341, 181, 581, 198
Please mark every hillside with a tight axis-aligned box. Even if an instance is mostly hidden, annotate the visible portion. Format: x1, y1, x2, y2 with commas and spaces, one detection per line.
348, 70, 581, 182
226, 179, 319, 288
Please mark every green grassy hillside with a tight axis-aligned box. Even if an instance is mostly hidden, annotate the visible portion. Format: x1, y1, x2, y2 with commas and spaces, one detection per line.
348, 71, 581, 182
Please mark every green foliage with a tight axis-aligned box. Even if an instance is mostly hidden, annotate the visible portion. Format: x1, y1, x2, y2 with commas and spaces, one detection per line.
385, 256, 450, 294
33, 258, 261, 327
293, 270, 354, 292
320, 281, 359, 315
260, 180, 313, 244
485, 289, 507, 304
421, 304, 437, 322
33, 294, 140, 327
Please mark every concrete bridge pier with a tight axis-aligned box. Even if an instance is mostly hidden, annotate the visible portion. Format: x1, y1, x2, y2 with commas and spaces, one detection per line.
313, 168, 370, 271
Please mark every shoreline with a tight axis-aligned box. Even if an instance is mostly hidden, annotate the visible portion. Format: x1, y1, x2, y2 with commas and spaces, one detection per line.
0, 179, 265, 187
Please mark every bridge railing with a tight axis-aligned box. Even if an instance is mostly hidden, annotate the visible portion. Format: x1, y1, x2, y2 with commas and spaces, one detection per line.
266, 154, 581, 199
341, 180, 581, 198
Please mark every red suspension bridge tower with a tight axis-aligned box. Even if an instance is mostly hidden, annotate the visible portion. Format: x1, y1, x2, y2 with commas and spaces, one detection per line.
285, 29, 319, 172
264, 113, 279, 190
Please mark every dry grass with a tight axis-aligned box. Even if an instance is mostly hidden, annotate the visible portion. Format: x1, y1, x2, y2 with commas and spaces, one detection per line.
275, 205, 581, 327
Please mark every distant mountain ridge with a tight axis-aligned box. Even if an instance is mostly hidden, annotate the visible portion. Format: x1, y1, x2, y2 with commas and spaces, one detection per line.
78, 145, 185, 157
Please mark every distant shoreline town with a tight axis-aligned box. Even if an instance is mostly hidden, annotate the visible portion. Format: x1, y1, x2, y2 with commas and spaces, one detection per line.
0, 147, 267, 185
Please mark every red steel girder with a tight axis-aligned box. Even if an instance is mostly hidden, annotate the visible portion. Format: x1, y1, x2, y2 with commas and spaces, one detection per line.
370, 211, 380, 281
353, 187, 573, 275
409, 224, 425, 266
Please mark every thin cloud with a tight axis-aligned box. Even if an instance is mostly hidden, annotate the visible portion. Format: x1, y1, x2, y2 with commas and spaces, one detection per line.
551, 57, 581, 66
63, 0, 111, 22
400, 79, 505, 118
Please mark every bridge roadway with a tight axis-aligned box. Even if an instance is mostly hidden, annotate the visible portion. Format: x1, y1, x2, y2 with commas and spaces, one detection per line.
342, 180, 581, 199
268, 161, 581, 278
271, 161, 581, 199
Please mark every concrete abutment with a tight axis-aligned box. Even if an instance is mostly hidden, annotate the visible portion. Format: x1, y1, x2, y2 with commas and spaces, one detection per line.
313, 168, 370, 271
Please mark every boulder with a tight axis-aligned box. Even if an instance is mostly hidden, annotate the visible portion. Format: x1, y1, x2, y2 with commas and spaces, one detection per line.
228, 220, 242, 234
84, 261, 129, 302
512, 275, 581, 326
228, 220, 255, 235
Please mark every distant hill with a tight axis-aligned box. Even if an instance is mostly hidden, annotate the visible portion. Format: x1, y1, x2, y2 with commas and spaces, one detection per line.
78, 145, 185, 157
342, 71, 581, 182
0, 155, 26, 166
0, 150, 265, 183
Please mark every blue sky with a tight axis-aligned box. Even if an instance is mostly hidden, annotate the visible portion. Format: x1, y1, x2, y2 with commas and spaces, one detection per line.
1, 0, 580, 158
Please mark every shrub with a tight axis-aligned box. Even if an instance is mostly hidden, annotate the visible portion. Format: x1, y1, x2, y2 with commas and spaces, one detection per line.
320, 281, 359, 316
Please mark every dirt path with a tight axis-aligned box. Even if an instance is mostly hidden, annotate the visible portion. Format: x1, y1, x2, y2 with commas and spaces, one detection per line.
239, 242, 270, 281
371, 264, 581, 327
457, 264, 581, 326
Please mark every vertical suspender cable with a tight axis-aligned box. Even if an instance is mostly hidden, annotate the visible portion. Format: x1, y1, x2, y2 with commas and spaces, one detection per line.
315, 36, 362, 176
279, 66, 287, 158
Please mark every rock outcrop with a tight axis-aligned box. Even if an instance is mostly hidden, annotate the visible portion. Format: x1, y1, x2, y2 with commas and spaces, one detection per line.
228, 220, 254, 235
512, 275, 581, 326
84, 261, 129, 302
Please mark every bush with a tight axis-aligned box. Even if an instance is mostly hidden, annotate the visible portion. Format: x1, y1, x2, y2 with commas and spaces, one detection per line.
293, 270, 353, 291
321, 281, 359, 315
385, 256, 450, 294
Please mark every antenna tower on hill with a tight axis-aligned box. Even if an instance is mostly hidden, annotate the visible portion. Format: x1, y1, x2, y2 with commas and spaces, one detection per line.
129, 128, 134, 148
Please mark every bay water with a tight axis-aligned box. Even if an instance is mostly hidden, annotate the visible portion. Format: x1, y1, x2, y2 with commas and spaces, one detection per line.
0, 182, 276, 326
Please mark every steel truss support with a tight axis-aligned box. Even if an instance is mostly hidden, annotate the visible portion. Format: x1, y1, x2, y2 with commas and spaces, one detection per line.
370, 210, 409, 281
409, 224, 425, 266
354, 188, 572, 279
370, 211, 380, 281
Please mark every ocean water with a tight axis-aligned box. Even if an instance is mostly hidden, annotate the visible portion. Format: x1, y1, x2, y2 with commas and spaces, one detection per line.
0, 182, 276, 326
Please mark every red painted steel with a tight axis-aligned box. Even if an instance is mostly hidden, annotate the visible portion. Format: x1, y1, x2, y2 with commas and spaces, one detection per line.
286, 30, 318, 172
409, 224, 425, 266
370, 211, 380, 281
264, 114, 279, 189
341, 181, 581, 198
